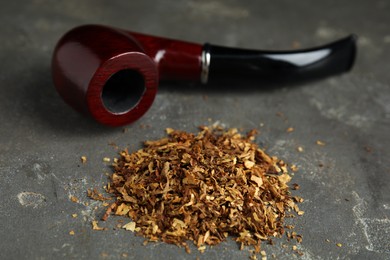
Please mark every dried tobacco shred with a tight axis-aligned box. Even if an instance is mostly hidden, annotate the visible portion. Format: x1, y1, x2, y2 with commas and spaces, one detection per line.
101, 126, 303, 253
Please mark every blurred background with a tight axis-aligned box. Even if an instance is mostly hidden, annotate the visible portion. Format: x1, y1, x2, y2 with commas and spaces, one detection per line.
0, 1, 389, 259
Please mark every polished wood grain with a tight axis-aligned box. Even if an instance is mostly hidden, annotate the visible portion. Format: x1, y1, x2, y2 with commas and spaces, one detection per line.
52, 25, 202, 126
129, 31, 202, 81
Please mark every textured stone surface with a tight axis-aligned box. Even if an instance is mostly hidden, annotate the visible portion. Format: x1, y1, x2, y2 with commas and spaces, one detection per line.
0, 1, 389, 259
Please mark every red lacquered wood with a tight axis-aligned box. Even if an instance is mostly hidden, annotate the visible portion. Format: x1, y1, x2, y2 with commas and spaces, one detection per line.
52, 24, 356, 127
52, 24, 203, 126
129, 32, 202, 81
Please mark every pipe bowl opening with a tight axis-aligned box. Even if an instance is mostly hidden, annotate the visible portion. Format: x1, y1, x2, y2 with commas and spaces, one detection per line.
87, 52, 158, 126
102, 69, 145, 114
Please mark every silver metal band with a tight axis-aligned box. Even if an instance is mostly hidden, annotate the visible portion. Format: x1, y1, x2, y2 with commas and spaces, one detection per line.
201, 44, 211, 84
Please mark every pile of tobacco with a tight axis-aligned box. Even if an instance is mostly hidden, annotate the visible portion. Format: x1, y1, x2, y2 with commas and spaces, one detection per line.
100, 126, 304, 254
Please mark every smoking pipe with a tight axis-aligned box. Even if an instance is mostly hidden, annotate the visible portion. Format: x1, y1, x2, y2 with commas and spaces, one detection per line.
52, 24, 357, 126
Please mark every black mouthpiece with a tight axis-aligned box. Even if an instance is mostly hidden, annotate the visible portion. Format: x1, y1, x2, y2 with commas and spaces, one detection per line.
205, 35, 357, 85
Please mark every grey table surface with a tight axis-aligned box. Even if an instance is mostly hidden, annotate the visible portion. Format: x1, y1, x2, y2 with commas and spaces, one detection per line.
0, 1, 389, 259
